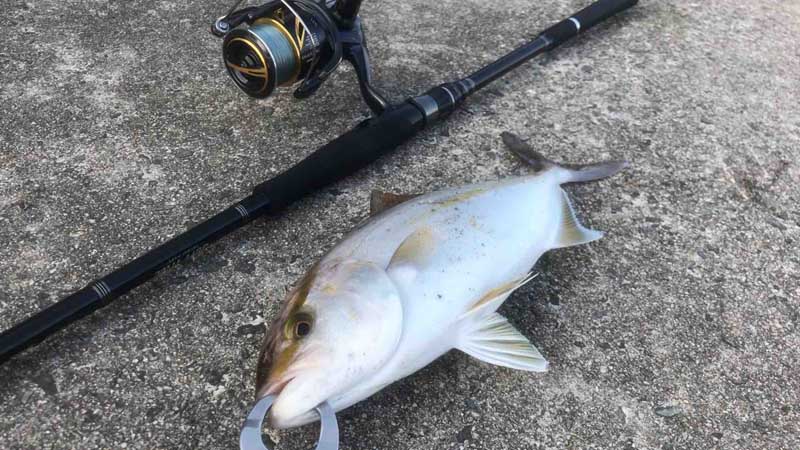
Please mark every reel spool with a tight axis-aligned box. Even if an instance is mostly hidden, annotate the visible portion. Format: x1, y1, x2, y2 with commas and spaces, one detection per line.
221, 6, 328, 98
213, 0, 389, 114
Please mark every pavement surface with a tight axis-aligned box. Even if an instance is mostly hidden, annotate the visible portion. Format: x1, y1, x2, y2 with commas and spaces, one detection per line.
1, 0, 798, 449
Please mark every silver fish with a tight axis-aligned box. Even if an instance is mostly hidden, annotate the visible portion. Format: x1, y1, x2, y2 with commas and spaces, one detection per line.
254, 143, 627, 429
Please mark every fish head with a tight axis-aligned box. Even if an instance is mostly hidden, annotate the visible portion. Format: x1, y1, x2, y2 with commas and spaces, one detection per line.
255, 258, 403, 429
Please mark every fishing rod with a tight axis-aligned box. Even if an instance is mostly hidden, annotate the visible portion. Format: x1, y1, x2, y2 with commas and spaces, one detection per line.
0, 0, 638, 365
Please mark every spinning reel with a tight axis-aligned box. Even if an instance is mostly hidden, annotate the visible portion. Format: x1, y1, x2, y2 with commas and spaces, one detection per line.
212, 0, 389, 114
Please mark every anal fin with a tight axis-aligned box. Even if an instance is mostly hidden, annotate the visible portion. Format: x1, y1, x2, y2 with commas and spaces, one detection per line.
457, 313, 548, 372
555, 190, 603, 249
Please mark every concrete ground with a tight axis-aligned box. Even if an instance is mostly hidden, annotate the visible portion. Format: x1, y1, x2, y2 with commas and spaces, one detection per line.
1, 0, 798, 449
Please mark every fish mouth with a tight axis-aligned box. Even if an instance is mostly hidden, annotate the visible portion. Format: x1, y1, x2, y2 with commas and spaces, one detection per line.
256, 376, 324, 430
257, 375, 295, 400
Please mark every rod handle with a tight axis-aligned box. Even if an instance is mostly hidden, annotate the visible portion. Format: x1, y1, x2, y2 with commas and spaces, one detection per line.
254, 102, 426, 211
540, 0, 638, 48
0, 199, 267, 364
0, 289, 99, 363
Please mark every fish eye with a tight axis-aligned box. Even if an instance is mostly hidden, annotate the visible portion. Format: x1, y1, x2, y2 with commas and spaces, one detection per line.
295, 320, 312, 337
285, 312, 313, 339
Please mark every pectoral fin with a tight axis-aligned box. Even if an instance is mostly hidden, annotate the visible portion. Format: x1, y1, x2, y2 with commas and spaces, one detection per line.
457, 313, 548, 372
369, 191, 420, 216
386, 226, 438, 283
555, 190, 603, 249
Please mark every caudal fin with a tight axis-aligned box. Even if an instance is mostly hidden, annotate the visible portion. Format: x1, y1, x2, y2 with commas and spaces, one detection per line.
501, 131, 628, 184
554, 160, 629, 184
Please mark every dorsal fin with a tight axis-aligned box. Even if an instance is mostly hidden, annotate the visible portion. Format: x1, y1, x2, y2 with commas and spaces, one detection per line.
555, 190, 603, 249
501, 131, 628, 183
457, 312, 548, 372
369, 191, 420, 216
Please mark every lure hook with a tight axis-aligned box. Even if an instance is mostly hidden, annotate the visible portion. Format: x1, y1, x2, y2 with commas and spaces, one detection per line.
240, 395, 339, 450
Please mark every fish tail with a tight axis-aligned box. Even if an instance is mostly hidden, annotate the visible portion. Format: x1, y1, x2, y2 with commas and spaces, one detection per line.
501, 131, 629, 184
552, 160, 629, 184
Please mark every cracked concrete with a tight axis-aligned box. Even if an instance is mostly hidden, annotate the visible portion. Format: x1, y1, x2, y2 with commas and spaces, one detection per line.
1, 0, 799, 449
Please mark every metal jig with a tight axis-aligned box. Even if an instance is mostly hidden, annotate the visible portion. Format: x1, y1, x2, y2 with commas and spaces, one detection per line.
240, 395, 339, 450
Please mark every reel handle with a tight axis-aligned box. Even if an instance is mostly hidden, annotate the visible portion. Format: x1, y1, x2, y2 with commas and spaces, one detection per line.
539, 0, 638, 48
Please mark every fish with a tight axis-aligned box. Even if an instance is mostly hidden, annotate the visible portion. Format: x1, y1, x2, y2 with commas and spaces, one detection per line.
254, 138, 627, 429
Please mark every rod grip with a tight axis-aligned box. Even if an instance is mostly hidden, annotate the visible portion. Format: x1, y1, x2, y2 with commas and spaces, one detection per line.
540, 0, 637, 48
254, 102, 425, 211
0, 289, 99, 363
0, 201, 259, 364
